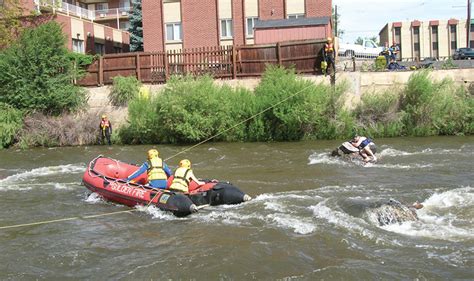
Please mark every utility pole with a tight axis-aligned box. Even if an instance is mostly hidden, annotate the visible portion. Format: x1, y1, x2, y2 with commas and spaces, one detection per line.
468, 0, 472, 47
334, 5, 338, 37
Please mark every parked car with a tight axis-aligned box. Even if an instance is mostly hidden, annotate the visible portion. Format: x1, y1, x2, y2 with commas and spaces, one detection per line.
338, 39, 384, 58
452, 48, 474, 60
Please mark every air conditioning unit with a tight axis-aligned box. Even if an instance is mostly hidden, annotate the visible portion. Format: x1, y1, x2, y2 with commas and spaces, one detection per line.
100, 13, 106, 18
121, 11, 128, 16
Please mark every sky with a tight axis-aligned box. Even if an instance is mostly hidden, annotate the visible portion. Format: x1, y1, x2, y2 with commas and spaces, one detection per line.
333, 0, 470, 43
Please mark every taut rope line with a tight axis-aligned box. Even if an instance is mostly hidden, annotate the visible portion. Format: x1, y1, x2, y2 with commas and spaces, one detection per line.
0, 82, 315, 230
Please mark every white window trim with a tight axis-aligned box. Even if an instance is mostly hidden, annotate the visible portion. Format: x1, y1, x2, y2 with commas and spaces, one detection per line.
246, 17, 257, 38
220, 19, 233, 39
288, 13, 304, 19
72, 39, 84, 54
165, 22, 182, 42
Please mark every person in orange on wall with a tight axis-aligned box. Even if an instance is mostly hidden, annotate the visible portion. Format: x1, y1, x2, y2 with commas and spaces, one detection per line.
99, 114, 112, 145
323, 37, 335, 76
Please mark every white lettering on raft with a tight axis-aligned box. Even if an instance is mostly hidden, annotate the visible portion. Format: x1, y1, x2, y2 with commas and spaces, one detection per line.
109, 182, 146, 199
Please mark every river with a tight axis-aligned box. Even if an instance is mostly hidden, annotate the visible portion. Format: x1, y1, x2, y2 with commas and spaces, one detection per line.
0, 136, 472, 280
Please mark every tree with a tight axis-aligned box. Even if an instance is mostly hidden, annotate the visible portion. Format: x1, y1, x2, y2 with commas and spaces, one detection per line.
0, 22, 86, 115
355, 36, 380, 46
0, 0, 24, 49
332, 6, 345, 38
128, 0, 143, 52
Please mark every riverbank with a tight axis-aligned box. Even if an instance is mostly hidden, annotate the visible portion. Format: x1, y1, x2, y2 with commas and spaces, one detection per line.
89, 68, 474, 128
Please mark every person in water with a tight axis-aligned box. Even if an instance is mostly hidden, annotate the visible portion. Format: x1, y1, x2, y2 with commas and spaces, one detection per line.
99, 114, 112, 145
125, 149, 172, 189
351, 135, 377, 162
169, 159, 205, 193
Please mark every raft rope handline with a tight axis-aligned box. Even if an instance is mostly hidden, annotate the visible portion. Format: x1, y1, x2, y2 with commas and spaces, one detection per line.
0, 82, 316, 231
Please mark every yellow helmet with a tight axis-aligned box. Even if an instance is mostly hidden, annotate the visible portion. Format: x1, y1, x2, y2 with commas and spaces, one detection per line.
179, 159, 191, 169
327, 37, 333, 42
147, 149, 159, 159
101, 114, 107, 119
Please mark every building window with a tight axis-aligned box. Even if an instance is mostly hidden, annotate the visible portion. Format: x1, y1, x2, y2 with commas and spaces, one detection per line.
288, 14, 304, 19
450, 24, 457, 52
431, 25, 439, 58
246, 17, 257, 37
114, 46, 122, 53
96, 3, 108, 11
119, 0, 130, 9
394, 27, 402, 55
72, 39, 84, 53
119, 21, 130, 31
220, 19, 233, 38
413, 26, 420, 59
165, 22, 182, 41
95, 43, 105, 55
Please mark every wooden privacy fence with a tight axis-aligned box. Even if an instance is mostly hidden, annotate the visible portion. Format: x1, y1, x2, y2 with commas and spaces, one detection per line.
79, 39, 326, 86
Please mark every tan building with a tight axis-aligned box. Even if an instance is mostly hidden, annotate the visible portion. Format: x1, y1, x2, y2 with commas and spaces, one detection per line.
379, 19, 474, 60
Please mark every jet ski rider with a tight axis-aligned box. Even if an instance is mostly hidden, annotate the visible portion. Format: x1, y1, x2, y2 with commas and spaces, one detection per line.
351, 135, 377, 162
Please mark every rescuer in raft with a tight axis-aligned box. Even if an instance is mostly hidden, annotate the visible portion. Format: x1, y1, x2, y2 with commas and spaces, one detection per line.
169, 159, 205, 193
125, 149, 172, 189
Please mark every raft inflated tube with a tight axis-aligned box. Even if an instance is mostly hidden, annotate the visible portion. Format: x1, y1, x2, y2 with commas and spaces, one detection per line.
161, 193, 197, 217
209, 183, 247, 205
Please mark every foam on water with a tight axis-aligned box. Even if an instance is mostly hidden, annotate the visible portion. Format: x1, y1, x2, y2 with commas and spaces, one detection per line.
0, 164, 85, 185
379, 187, 474, 242
266, 213, 316, 235
378, 148, 414, 157
85, 192, 104, 204
364, 162, 433, 170
135, 205, 178, 221
307, 152, 351, 166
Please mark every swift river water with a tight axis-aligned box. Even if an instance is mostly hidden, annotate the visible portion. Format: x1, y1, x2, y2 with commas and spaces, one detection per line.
0, 136, 472, 280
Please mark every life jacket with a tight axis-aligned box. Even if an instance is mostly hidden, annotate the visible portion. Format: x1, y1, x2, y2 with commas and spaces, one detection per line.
169, 167, 191, 193
360, 138, 373, 149
147, 157, 167, 181
100, 120, 110, 130
325, 43, 334, 53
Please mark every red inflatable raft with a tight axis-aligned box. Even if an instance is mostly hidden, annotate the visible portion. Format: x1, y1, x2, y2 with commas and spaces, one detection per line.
82, 156, 251, 217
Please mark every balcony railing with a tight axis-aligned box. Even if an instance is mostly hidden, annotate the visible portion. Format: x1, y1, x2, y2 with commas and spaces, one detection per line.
35, 0, 96, 21
95, 7, 130, 20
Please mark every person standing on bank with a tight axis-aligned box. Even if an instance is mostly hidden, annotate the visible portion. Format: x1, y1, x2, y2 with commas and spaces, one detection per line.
125, 149, 172, 189
323, 37, 335, 76
99, 114, 112, 145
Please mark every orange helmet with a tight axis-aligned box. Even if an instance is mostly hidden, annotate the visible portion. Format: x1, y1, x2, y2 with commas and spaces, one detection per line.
179, 159, 191, 169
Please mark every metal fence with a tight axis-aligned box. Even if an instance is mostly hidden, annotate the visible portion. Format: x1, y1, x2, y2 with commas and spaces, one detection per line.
79, 39, 326, 86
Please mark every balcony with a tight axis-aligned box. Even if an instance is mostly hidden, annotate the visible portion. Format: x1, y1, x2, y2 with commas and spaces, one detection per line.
95, 7, 130, 21
34, 0, 131, 23
35, 0, 96, 21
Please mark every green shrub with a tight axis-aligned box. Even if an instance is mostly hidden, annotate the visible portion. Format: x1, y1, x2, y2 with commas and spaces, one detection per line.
401, 70, 472, 136
354, 88, 404, 137
0, 22, 86, 115
0, 103, 23, 149
375, 56, 387, 71
109, 76, 141, 106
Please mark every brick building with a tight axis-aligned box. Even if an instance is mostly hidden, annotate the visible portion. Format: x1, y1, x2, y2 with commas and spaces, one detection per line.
379, 19, 474, 60
8, 0, 132, 54
142, 0, 332, 52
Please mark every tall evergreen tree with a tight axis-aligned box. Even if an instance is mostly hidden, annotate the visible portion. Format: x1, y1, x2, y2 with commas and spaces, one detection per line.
128, 0, 143, 52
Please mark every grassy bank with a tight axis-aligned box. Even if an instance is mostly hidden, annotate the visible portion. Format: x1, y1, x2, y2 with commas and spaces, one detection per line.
118, 67, 473, 145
